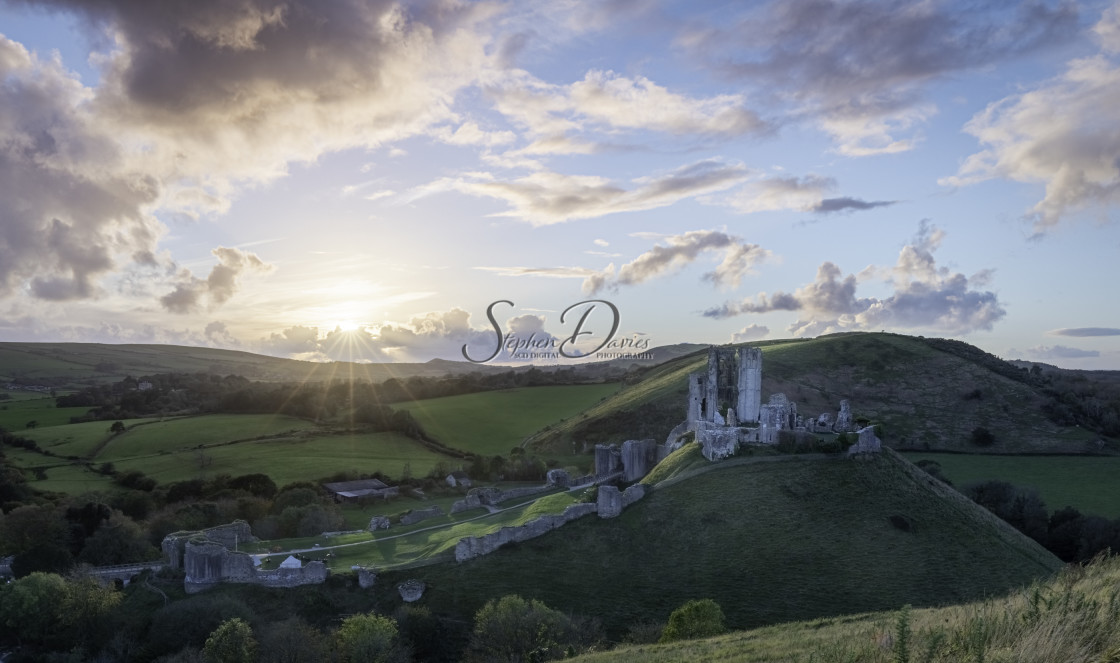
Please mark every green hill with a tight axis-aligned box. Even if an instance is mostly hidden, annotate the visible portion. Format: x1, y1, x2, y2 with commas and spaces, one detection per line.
375, 449, 1061, 636
0, 341, 514, 387
527, 332, 1114, 454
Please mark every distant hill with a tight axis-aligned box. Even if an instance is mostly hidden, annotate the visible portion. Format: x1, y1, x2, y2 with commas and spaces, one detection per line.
0, 342, 526, 387
526, 332, 1119, 454
0, 341, 699, 389
377, 448, 1061, 636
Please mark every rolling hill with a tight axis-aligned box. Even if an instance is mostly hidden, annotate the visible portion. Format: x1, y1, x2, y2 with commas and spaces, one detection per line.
374, 448, 1061, 636
526, 332, 1117, 454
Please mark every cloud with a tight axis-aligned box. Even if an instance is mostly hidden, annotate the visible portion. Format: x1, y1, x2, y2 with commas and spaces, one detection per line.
256, 307, 572, 363
732, 324, 770, 342
583, 230, 770, 294
1, 0, 497, 305
942, 7, 1120, 231
704, 222, 1005, 336
476, 266, 602, 279
1049, 327, 1120, 337
419, 159, 749, 224
0, 35, 162, 302
160, 247, 274, 313
1025, 345, 1101, 360
488, 68, 769, 154
723, 175, 894, 214
680, 0, 1078, 155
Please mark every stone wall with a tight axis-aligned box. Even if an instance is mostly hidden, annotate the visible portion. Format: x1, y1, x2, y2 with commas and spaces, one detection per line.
454, 503, 598, 562
400, 506, 444, 526
182, 539, 329, 594
620, 439, 657, 482
597, 485, 622, 518
848, 425, 882, 456
621, 483, 646, 507
162, 520, 257, 570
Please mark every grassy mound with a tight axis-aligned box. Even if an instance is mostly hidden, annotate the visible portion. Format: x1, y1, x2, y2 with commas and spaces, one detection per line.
527, 332, 1107, 455
378, 450, 1061, 636
571, 554, 1120, 662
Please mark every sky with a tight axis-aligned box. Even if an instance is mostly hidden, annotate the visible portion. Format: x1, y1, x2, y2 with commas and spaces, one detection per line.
0, 0, 1119, 369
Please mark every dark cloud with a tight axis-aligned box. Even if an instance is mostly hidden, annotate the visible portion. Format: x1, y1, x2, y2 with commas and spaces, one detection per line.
0, 36, 161, 301
1049, 327, 1120, 337
1025, 345, 1101, 359
813, 197, 896, 213
704, 223, 1005, 336
584, 230, 770, 294
160, 247, 273, 313
681, 0, 1079, 154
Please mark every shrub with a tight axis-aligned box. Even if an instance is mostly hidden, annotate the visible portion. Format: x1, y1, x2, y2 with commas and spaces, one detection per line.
659, 598, 726, 643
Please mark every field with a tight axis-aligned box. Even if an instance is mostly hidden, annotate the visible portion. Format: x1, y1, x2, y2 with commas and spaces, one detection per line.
3, 383, 625, 492
374, 449, 1060, 637
0, 396, 92, 432
398, 383, 620, 456
903, 452, 1120, 517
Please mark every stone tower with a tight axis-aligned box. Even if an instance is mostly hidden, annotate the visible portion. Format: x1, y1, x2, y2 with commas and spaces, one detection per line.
736, 346, 762, 423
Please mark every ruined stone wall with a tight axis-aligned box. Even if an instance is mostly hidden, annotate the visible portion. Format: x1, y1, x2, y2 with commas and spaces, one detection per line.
848, 426, 882, 455
736, 347, 762, 423
454, 503, 598, 562
597, 485, 622, 518
163, 521, 257, 569
400, 506, 444, 526
620, 439, 657, 482
251, 562, 329, 589
183, 539, 330, 594
621, 483, 646, 507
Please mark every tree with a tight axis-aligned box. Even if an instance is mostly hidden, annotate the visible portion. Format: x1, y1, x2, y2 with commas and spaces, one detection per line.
659, 598, 727, 643
466, 594, 577, 663
334, 612, 406, 663
204, 618, 258, 663
258, 616, 326, 663
24, 420, 37, 430
0, 572, 69, 643
109, 421, 126, 434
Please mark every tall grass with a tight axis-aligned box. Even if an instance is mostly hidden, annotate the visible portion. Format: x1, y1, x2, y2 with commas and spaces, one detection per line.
569, 553, 1120, 663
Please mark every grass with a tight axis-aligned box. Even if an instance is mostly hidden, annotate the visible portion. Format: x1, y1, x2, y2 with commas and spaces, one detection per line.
95, 414, 319, 460
375, 450, 1060, 637
0, 397, 92, 432
903, 452, 1120, 517
569, 554, 1120, 662
244, 491, 582, 570
108, 431, 453, 486
398, 383, 620, 456
24, 417, 156, 457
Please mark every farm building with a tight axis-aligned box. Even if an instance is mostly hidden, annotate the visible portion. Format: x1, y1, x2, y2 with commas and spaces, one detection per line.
322, 478, 399, 502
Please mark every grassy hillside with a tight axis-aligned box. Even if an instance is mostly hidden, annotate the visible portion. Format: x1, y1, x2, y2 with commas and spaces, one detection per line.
528, 332, 1110, 455
375, 449, 1061, 636
398, 383, 620, 456
569, 554, 1120, 662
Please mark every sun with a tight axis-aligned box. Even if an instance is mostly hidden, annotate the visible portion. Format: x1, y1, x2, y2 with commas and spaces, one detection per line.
331, 319, 362, 333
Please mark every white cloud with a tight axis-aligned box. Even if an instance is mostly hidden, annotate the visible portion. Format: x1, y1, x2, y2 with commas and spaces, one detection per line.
418, 159, 749, 224
942, 11, 1120, 232
704, 222, 1005, 336
584, 230, 770, 294
1024, 345, 1101, 360
160, 247, 274, 314
732, 324, 770, 342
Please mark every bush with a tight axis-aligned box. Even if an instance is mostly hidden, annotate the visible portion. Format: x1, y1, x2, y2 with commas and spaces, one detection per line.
969, 426, 995, 447
659, 598, 726, 643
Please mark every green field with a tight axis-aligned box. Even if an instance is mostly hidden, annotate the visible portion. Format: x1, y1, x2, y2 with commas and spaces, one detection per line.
0, 397, 91, 432
108, 430, 454, 487
375, 449, 1059, 636
399, 383, 620, 456
903, 452, 1120, 517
